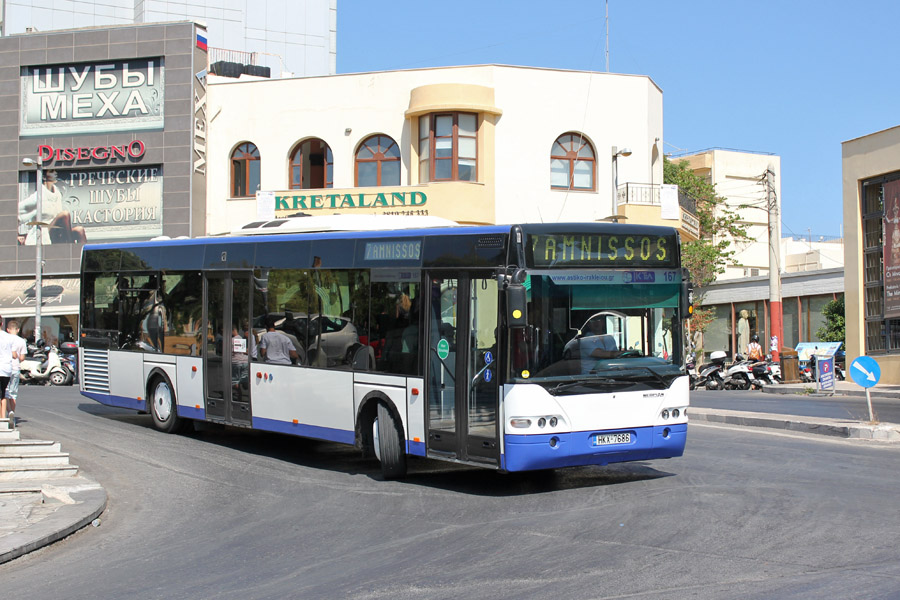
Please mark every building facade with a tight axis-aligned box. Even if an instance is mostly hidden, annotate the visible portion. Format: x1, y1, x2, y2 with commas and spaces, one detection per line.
696, 268, 843, 360
205, 64, 699, 238
1, 0, 336, 78
0, 22, 208, 343
672, 148, 782, 280
843, 125, 900, 384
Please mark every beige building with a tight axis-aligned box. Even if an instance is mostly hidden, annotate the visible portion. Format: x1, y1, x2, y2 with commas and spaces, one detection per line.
204, 64, 700, 238
843, 125, 900, 384
672, 148, 781, 280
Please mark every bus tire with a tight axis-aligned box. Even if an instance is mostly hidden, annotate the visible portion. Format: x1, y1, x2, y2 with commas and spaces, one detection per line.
149, 374, 184, 434
376, 402, 407, 480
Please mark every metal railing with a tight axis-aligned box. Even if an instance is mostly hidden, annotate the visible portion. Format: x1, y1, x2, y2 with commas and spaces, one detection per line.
616, 182, 697, 214
209, 47, 259, 66
616, 183, 700, 237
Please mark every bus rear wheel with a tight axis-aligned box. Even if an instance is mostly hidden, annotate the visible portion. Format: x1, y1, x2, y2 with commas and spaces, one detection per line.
150, 375, 184, 434
374, 402, 407, 480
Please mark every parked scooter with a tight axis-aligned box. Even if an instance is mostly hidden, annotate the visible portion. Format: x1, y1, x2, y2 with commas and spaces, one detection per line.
687, 352, 699, 390
695, 350, 728, 390
722, 354, 753, 390
749, 357, 779, 388
59, 341, 78, 384
20, 341, 73, 386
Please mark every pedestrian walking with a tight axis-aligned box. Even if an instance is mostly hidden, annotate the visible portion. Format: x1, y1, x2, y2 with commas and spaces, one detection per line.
5, 319, 26, 427
0, 315, 13, 421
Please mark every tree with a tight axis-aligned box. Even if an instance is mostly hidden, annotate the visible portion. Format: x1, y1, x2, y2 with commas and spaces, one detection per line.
816, 295, 845, 344
664, 157, 751, 351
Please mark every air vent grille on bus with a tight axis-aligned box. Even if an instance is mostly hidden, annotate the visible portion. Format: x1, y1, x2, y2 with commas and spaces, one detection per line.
476, 235, 505, 249
82, 348, 111, 394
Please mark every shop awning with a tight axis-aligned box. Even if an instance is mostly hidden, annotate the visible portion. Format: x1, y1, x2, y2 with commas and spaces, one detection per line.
0, 277, 80, 318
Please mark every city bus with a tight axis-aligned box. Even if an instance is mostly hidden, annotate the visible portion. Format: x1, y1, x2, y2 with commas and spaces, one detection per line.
79, 217, 692, 479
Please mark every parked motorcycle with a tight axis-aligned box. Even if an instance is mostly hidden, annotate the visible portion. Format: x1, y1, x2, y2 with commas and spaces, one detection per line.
20, 341, 73, 386
722, 354, 753, 390
687, 352, 699, 390
695, 350, 728, 390
749, 359, 779, 388
59, 341, 78, 384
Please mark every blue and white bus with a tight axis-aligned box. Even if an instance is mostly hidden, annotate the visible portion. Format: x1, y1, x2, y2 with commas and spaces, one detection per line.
79, 217, 692, 478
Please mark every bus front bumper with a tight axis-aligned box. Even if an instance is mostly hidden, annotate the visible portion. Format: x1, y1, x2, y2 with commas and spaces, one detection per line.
503, 424, 687, 472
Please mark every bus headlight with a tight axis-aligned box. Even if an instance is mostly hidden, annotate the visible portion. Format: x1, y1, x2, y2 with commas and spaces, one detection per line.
672, 408, 680, 418
538, 418, 546, 428
549, 417, 558, 427
661, 409, 669, 419
510, 418, 532, 429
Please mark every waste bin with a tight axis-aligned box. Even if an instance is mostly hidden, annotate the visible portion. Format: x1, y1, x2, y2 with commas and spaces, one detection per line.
780, 348, 800, 383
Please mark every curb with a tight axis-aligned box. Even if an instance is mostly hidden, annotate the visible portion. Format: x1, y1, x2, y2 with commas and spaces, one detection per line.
0, 477, 107, 565
761, 385, 900, 401
689, 408, 900, 441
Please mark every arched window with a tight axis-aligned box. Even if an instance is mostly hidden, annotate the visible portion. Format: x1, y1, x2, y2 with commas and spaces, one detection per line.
356, 135, 400, 186
231, 142, 260, 197
550, 133, 595, 191
290, 138, 333, 189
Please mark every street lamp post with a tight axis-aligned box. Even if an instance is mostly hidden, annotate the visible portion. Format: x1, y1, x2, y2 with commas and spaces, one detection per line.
22, 156, 43, 343
611, 146, 632, 219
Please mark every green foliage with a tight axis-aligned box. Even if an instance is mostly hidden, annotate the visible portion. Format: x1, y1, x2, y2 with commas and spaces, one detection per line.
816, 295, 845, 344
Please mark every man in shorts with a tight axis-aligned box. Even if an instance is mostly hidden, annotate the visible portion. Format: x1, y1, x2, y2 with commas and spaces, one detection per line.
5, 320, 26, 427
0, 315, 13, 422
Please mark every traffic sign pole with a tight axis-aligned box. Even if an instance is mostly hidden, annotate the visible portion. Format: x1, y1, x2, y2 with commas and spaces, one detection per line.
849, 356, 881, 422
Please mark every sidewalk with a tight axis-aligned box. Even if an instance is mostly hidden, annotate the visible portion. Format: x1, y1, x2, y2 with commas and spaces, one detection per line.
690, 379, 900, 441
0, 418, 107, 565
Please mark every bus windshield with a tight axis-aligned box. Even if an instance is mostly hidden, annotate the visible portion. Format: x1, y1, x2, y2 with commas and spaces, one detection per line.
509, 269, 685, 388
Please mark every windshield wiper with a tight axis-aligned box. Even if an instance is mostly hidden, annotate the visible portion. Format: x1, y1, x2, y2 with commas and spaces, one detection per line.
548, 378, 631, 395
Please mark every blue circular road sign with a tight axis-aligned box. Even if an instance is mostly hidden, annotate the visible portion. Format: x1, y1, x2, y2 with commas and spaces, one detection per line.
849, 356, 881, 388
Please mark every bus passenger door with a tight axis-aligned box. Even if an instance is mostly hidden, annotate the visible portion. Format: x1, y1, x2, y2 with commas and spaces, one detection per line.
203, 272, 253, 426
426, 274, 500, 466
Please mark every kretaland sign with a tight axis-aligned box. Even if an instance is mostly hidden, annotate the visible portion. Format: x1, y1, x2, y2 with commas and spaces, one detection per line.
274, 190, 428, 214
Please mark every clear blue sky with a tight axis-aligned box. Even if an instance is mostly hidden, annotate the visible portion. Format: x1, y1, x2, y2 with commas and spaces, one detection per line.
338, 0, 900, 240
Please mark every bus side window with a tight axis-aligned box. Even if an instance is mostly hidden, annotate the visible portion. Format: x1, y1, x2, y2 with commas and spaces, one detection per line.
372, 283, 420, 376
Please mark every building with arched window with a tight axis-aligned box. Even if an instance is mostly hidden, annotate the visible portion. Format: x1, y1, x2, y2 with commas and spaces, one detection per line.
205, 64, 700, 239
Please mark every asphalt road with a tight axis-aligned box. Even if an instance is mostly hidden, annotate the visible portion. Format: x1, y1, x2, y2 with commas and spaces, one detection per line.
2, 386, 900, 599
690, 388, 900, 423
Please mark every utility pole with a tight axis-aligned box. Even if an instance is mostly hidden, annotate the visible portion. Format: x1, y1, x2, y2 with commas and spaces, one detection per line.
605, 0, 609, 72
767, 164, 783, 362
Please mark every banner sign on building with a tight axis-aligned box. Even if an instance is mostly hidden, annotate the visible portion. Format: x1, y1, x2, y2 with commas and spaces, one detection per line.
20, 58, 165, 136
17, 166, 163, 245
884, 179, 900, 319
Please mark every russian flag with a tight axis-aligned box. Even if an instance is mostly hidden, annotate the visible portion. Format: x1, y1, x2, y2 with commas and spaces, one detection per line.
196, 32, 208, 51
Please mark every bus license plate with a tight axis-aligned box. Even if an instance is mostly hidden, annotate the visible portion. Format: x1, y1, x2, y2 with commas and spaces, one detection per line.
593, 433, 631, 446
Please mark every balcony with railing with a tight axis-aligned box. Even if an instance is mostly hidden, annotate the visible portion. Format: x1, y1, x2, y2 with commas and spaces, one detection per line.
615, 183, 700, 239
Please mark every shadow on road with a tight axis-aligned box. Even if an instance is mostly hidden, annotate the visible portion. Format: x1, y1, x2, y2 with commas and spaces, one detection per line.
78, 402, 676, 496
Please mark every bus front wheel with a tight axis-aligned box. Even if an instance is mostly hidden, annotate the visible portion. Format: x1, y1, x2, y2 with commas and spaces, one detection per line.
150, 375, 184, 434
374, 402, 407, 480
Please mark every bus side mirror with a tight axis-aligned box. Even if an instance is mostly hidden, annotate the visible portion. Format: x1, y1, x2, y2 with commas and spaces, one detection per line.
506, 284, 527, 329
680, 280, 694, 318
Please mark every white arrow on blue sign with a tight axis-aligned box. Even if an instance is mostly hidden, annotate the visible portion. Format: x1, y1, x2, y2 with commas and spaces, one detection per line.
850, 356, 881, 388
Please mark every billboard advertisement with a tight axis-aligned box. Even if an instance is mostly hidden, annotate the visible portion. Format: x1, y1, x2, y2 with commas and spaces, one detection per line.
18, 165, 163, 245
20, 58, 164, 136
884, 179, 900, 319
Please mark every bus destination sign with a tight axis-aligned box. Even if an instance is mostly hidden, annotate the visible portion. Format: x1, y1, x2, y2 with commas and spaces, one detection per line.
528, 233, 678, 268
